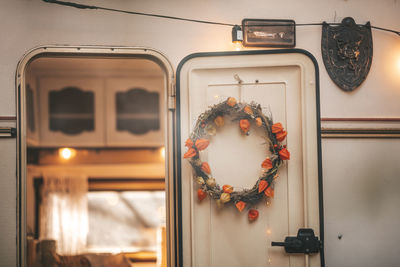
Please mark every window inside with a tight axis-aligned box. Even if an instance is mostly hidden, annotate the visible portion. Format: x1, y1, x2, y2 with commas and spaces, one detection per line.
87, 191, 165, 254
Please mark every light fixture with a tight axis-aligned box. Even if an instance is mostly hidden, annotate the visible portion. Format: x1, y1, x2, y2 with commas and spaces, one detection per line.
242, 19, 296, 47
232, 25, 243, 51
59, 147, 76, 160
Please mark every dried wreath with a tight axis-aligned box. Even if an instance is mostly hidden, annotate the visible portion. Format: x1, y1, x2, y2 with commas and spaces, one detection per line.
183, 97, 290, 221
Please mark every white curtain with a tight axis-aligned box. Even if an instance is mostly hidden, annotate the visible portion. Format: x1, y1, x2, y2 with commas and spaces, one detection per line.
40, 174, 88, 255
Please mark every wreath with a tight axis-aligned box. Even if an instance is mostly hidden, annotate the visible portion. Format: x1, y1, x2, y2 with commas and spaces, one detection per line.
183, 97, 290, 222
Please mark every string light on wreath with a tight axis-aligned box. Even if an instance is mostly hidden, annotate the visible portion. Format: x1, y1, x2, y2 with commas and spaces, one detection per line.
183, 97, 290, 222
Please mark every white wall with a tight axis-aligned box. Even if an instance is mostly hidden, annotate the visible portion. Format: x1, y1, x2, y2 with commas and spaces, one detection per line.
1, 0, 400, 266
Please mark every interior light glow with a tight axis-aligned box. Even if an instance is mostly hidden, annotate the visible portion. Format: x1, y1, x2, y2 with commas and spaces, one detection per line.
234, 41, 242, 51
160, 147, 166, 159
59, 148, 75, 160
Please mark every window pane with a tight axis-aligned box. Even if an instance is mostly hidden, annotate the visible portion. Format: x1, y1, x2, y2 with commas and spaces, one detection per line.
87, 191, 165, 253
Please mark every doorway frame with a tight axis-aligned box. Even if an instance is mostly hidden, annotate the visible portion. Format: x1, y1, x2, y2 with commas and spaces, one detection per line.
16, 45, 176, 267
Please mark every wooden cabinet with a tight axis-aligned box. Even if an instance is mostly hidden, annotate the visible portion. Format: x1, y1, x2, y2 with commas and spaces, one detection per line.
35, 76, 165, 147
38, 77, 105, 147
105, 77, 165, 147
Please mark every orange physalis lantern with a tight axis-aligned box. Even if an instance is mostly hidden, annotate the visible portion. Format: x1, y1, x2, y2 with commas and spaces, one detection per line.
244, 105, 253, 115
255, 117, 263, 127
195, 139, 210, 151
239, 119, 250, 134
271, 122, 284, 133
235, 201, 246, 212
197, 189, 207, 201
265, 187, 274, 198
279, 148, 290, 160
248, 209, 259, 221
201, 162, 211, 174
183, 148, 197, 158
227, 97, 237, 107
185, 138, 194, 148
258, 180, 268, 193
276, 131, 287, 142
214, 116, 224, 127
220, 192, 231, 203
222, 185, 233, 193
261, 157, 273, 169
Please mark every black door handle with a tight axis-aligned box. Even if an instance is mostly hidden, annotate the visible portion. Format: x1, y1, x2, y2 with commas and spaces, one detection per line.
271, 228, 321, 254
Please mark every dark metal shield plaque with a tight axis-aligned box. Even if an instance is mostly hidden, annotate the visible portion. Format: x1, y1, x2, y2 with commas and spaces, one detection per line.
321, 17, 373, 92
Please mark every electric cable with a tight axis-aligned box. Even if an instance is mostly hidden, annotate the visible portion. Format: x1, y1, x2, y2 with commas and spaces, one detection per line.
43, 0, 400, 36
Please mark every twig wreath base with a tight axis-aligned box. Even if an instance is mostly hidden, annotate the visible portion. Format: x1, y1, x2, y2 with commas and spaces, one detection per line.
184, 97, 290, 222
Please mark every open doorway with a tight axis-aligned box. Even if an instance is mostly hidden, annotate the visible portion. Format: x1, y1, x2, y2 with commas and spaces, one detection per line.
18, 47, 174, 267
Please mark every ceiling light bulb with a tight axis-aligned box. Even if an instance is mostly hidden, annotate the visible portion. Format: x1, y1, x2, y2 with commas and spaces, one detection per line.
232, 25, 243, 50
59, 148, 75, 160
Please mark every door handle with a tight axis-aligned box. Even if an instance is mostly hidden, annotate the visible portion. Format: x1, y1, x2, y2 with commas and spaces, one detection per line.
271, 228, 321, 254
0, 127, 17, 138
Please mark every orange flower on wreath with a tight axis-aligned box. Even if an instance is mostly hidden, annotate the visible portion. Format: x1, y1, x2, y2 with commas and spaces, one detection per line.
195, 139, 209, 151
222, 185, 233, 193
255, 117, 263, 127
248, 209, 259, 221
261, 157, 273, 169
235, 201, 246, 212
276, 131, 287, 142
201, 162, 211, 174
239, 119, 250, 134
185, 138, 194, 148
197, 189, 207, 201
244, 106, 253, 115
271, 122, 284, 133
258, 180, 269, 193
183, 148, 196, 158
264, 187, 274, 198
227, 97, 237, 107
279, 148, 290, 160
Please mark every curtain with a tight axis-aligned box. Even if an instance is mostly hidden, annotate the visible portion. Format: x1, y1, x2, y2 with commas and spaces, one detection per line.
40, 174, 88, 255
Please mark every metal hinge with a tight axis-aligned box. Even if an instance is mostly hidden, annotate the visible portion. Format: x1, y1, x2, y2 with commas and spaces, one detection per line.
0, 127, 17, 138
271, 228, 322, 254
168, 78, 176, 110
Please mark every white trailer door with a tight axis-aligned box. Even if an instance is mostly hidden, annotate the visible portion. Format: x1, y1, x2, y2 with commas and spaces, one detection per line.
175, 50, 323, 267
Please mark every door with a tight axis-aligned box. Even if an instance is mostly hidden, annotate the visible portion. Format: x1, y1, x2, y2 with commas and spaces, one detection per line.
175, 50, 323, 267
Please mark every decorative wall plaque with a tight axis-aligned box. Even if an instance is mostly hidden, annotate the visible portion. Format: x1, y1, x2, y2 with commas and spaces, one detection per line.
321, 17, 373, 92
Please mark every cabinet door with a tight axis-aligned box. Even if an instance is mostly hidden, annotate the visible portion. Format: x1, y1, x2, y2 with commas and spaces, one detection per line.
38, 77, 105, 147
105, 77, 165, 147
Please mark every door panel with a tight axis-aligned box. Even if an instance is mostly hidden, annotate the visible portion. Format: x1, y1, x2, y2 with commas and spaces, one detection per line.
105, 77, 165, 147
177, 51, 322, 267
38, 77, 105, 146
